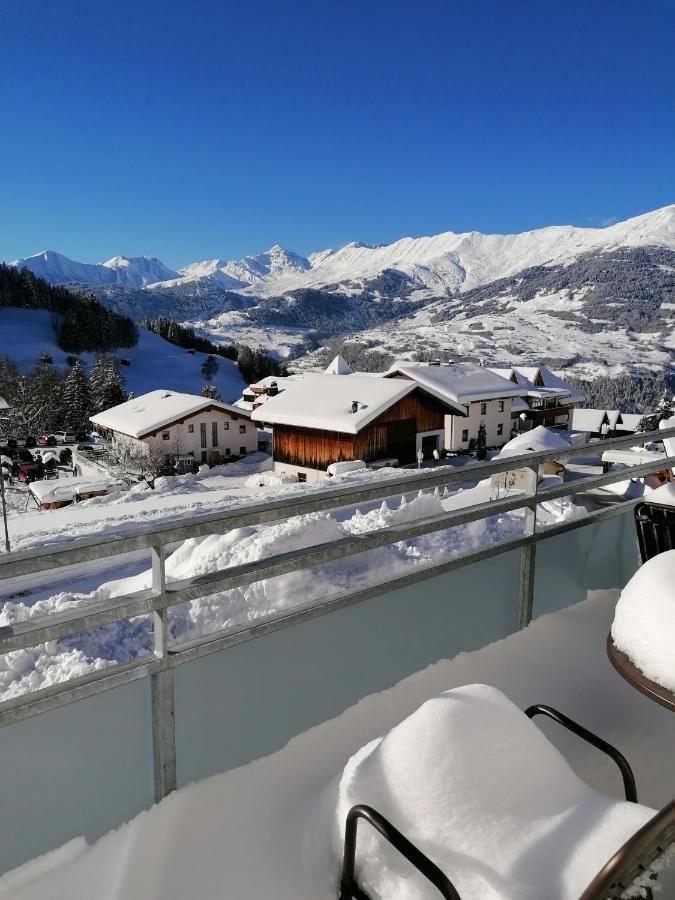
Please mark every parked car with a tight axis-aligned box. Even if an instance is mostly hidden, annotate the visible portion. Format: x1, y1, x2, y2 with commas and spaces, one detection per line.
37, 435, 57, 446
7, 438, 18, 450
53, 431, 77, 444
76, 431, 91, 442
14, 461, 42, 482
23, 436, 37, 449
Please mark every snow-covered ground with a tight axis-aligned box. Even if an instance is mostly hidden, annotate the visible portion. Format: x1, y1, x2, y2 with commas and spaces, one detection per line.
0, 458, 585, 701
4, 589, 675, 900
0, 308, 244, 402
294, 292, 673, 381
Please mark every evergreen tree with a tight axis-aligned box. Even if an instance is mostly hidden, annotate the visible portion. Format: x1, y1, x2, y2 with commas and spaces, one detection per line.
201, 384, 222, 401
476, 422, 487, 460
201, 355, 219, 382
90, 357, 128, 413
637, 391, 675, 433
62, 360, 91, 431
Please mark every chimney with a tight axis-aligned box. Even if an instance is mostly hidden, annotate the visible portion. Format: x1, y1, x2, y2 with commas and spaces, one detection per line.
351, 400, 359, 414
267, 381, 278, 397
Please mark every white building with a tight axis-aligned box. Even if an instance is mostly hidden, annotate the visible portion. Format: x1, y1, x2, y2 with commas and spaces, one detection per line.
383, 363, 527, 451
90, 390, 258, 468
487, 365, 583, 431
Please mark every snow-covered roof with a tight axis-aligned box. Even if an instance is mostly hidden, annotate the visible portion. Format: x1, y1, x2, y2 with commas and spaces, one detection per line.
324, 354, 353, 375
249, 374, 305, 391
385, 362, 524, 406
570, 408, 610, 433
498, 425, 571, 457
251, 374, 421, 434
90, 389, 250, 439
488, 365, 584, 403
0, 395, 8, 411
30, 476, 123, 504
511, 396, 529, 413
617, 413, 643, 432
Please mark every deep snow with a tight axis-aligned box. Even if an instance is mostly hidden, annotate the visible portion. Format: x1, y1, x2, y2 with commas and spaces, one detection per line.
0, 462, 582, 701
3, 590, 675, 900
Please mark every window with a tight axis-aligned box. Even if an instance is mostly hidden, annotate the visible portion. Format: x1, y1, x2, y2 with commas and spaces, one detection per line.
188, 424, 194, 434
200, 423, 207, 449
212, 422, 218, 447
480, 402, 487, 415
162, 431, 170, 441
223, 421, 229, 430
498, 400, 505, 412
239, 424, 246, 434
225, 448, 231, 456
461, 429, 469, 442
297, 472, 307, 483
200, 451, 207, 463
497, 423, 503, 436
240, 446, 247, 455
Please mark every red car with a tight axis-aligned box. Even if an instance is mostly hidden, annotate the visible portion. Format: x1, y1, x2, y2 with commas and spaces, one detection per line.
37, 435, 57, 446
15, 461, 42, 482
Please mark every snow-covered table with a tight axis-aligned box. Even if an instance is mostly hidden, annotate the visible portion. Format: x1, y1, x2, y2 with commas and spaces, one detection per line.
608, 549, 675, 712
607, 635, 675, 713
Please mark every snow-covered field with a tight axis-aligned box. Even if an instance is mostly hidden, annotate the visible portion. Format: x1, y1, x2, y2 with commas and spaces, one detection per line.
4, 589, 675, 900
0, 308, 244, 402
0, 458, 584, 701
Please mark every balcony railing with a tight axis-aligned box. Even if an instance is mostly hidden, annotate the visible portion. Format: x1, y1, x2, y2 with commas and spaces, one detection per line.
0, 424, 673, 858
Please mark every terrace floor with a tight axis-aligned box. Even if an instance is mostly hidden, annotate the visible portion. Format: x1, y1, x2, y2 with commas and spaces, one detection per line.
3, 589, 675, 899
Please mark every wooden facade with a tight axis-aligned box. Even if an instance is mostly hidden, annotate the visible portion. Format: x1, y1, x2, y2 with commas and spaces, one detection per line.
272, 389, 450, 470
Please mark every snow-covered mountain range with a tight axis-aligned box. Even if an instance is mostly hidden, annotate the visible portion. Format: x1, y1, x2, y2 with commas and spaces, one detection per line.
6, 204, 675, 379
9, 204, 675, 295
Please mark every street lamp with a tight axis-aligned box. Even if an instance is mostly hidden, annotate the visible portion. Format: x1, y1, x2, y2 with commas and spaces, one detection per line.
0, 396, 10, 552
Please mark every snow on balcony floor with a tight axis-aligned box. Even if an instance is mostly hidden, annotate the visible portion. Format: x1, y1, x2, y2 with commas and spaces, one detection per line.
4, 589, 675, 900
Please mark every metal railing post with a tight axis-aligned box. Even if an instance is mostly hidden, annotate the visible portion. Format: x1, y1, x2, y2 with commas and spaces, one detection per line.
150, 545, 177, 802
518, 465, 538, 630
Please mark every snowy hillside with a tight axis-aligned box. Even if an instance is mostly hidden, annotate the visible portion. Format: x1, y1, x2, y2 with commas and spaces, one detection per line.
0, 308, 244, 401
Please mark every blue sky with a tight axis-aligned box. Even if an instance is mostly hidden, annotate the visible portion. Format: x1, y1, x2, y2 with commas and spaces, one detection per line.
1, 0, 674, 269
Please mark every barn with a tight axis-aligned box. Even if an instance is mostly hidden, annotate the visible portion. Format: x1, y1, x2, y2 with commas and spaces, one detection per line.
252, 374, 464, 481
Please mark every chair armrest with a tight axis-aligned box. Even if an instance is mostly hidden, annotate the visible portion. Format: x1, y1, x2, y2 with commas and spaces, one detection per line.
339, 804, 461, 900
525, 705, 637, 802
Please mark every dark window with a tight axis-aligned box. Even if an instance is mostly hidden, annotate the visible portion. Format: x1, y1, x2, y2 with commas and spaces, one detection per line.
200, 451, 207, 463
212, 422, 218, 447
162, 431, 170, 441
188, 424, 194, 433
297, 472, 307, 483
498, 400, 505, 412
240, 446, 246, 455
200, 423, 207, 449
462, 429, 469, 442
497, 423, 503, 436
225, 448, 231, 456
239, 424, 246, 434
480, 402, 487, 415
223, 421, 229, 430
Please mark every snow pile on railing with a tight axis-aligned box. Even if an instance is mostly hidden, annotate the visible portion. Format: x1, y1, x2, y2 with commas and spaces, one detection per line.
0, 478, 581, 700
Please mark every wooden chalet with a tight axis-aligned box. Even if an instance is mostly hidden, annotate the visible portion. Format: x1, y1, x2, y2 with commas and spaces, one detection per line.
252, 374, 464, 480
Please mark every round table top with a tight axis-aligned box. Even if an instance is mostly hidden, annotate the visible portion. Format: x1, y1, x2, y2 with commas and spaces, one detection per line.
607, 634, 675, 713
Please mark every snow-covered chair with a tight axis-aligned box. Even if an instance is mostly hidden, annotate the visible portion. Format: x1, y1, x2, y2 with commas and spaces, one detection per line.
323, 684, 675, 900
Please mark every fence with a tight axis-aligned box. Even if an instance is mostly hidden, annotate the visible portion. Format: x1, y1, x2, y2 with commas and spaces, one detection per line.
0, 425, 673, 873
